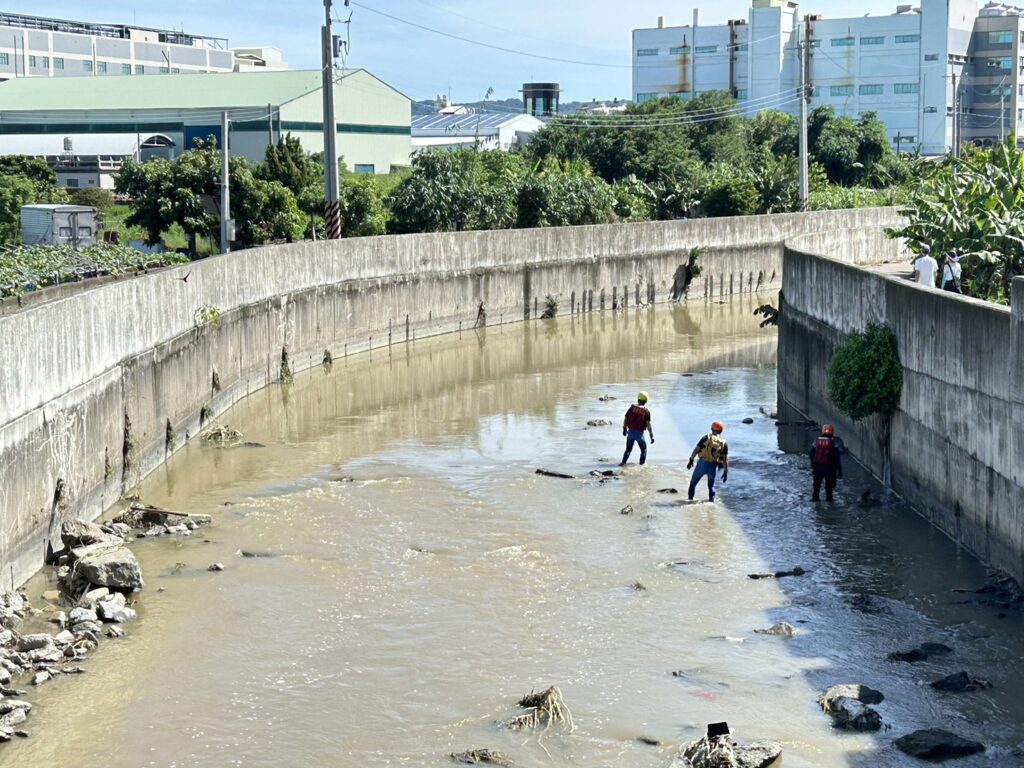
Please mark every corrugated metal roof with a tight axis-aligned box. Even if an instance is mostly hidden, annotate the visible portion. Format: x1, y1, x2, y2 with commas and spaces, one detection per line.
412, 112, 529, 133
0, 69, 371, 112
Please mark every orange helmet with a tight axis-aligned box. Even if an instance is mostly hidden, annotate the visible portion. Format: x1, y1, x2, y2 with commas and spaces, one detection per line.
822, 424, 835, 436
711, 421, 725, 434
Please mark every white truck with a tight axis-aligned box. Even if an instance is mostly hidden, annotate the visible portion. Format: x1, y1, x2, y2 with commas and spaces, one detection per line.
20, 205, 98, 248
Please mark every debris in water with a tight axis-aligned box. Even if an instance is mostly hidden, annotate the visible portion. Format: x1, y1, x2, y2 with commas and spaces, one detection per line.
598, 395, 616, 402
590, 469, 619, 478
201, 424, 244, 446
637, 736, 660, 746
450, 749, 512, 766
673, 731, 783, 768
505, 686, 574, 733
889, 642, 953, 663
535, 469, 575, 479
819, 685, 884, 731
658, 488, 679, 494
207, 563, 225, 572
742, 418, 754, 424
619, 505, 634, 515
630, 581, 647, 592
748, 567, 806, 580
930, 672, 992, 692
754, 622, 796, 637
587, 419, 612, 427
236, 550, 280, 559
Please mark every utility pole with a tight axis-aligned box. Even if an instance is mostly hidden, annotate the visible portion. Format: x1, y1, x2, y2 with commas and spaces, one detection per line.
951, 71, 958, 158
798, 15, 810, 209
220, 111, 231, 254
322, 0, 342, 239
268, 103, 274, 148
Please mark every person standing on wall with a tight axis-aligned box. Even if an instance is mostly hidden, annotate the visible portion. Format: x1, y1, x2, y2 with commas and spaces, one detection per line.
620, 392, 654, 466
687, 422, 728, 502
810, 424, 844, 502
941, 252, 963, 294
912, 244, 939, 288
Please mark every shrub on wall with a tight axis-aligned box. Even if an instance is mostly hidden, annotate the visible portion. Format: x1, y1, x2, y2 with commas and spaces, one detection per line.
828, 323, 903, 421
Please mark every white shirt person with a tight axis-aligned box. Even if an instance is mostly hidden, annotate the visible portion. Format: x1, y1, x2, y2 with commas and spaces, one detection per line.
941, 254, 963, 293
912, 247, 939, 287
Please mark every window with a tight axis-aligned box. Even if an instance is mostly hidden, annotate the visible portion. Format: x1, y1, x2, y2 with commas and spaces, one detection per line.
924, 53, 939, 61
735, 43, 749, 52
989, 30, 1013, 45
636, 48, 659, 56
354, 164, 375, 175
171, 67, 180, 73
831, 37, 854, 47
988, 85, 1012, 96
159, 66, 169, 73
669, 45, 690, 55
83, 60, 93, 72
993, 56, 1013, 70
65, 179, 79, 189
695, 45, 718, 53
78, 227, 93, 238
42, 56, 49, 68
809, 39, 821, 48
122, 64, 131, 74
830, 85, 854, 96
28, 55, 36, 67
0, 53, 8, 65
736, 89, 748, 99
54, 57, 64, 69
135, 64, 144, 74
1019, 84, 1024, 96
1021, 31, 1024, 44
860, 84, 884, 95
636, 92, 657, 103
97, 61, 107, 73
861, 36, 885, 45
894, 82, 919, 94
895, 34, 920, 44
58, 227, 73, 236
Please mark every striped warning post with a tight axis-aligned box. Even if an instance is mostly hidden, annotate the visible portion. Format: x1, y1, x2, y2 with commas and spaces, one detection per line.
324, 201, 342, 240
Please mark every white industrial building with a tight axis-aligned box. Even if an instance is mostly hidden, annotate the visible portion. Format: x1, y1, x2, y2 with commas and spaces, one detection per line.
0, 70, 411, 178
0, 12, 287, 81
411, 112, 546, 152
633, 0, 1024, 155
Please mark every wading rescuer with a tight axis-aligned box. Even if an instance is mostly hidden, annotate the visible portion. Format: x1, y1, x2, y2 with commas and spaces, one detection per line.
810, 424, 843, 502
687, 422, 728, 501
620, 392, 654, 466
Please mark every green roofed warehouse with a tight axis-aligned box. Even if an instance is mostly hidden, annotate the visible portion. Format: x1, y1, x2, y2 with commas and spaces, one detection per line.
0, 69, 411, 176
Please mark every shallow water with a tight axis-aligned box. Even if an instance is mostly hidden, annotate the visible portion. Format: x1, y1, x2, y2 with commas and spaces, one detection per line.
7, 299, 1024, 768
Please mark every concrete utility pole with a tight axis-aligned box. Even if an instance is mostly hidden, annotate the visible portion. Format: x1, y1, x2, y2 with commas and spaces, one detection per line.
322, 0, 342, 239
798, 15, 810, 209
951, 71, 959, 158
220, 111, 231, 254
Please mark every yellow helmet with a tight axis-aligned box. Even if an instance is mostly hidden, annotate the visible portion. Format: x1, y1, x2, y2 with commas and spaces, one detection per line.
637, 392, 649, 404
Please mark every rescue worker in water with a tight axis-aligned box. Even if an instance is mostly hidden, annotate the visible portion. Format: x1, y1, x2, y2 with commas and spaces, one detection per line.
810, 424, 844, 502
687, 422, 729, 501
620, 392, 655, 466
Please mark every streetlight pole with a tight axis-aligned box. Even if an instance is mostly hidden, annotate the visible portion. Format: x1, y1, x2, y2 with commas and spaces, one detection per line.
798, 15, 810, 209
220, 110, 231, 254
322, 0, 341, 239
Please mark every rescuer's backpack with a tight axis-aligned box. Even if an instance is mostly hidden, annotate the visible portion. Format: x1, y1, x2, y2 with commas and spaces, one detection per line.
624, 405, 649, 432
812, 436, 835, 466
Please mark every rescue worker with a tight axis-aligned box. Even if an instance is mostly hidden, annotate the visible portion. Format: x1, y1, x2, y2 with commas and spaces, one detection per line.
687, 422, 729, 501
620, 392, 655, 466
809, 424, 843, 502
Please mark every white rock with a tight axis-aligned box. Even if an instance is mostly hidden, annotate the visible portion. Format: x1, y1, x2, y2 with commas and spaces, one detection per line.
69, 607, 98, 625
53, 630, 75, 646
31, 671, 51, 686
81, 587, 110, 606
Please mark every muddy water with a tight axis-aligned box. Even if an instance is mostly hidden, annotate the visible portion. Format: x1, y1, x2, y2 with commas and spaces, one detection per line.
7, 299, 1024, 768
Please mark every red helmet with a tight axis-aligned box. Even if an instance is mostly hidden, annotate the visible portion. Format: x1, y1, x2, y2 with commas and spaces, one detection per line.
822, 424, 835, 436
711, 421, 725, 434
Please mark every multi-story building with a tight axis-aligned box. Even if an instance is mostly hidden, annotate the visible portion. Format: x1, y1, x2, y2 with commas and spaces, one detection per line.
633, 0, 1024, 155
0, 12, 235, 80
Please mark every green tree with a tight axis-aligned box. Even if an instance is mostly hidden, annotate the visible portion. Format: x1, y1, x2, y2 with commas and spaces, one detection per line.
0, 156, 57, 190
0, 175, 37, 244
828, 324, 903, 421
815, 115, 863, 185
73, 187, 115, 211
260, 134, 322, 212
515, 159, 614, 228
749, 150, 801, 214
387, 149, 486, 233
749, 110, 800, 157
339, 175, 388, 237
701, 165, 759, 217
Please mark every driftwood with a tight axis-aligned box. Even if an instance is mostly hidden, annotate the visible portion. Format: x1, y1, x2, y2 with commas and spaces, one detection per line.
535, 469, 575, 479
748, 567, 806, 580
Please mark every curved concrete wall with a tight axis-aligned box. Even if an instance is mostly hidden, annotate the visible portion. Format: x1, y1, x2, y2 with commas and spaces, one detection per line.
780, 233, 1024, 583
0, 208, 902, 589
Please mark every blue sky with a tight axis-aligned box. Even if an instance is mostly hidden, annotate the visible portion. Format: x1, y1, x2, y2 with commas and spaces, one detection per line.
14, 1, 907, 101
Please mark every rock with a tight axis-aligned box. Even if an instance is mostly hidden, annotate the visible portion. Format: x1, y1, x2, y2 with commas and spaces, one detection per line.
165, 524, 190, 536
0, 629, 13, 647
819, 685, 885, 731
820, 684, 885, 706
0, 593, 27, 613
673, 735, 782, 768
106, 626, 126, 639
61, 520, 120, 550
104, 607, 137, 624
28, 646, 64, 664
0, 607, 21, 631
31, 671, 51, 686
97, 595, 130, 622
889, 642, 953, 663
619, 505, 634, 516
69, 607, 98, 625
587, 419, 612, 427
49, 611, 67, 628
742, 418, 755, 424
208, 563, 226, 572
107, 522, 132, 537
0, 707, 27, 729
894, 729, 985, 761
637, 736, 660, 746
450, 748, 512, 765
142, 525, 166, 537
755, 622, 796, 638
16, 634, 55, 652
53, 630, 75, 646
77, 546, 144, 591
0, 700, 31, 716
735, 742, 784, 768
41, 590, 60, 602
71, 621, 103, 637
0, 669, 10, 686
930, 672, 992, 692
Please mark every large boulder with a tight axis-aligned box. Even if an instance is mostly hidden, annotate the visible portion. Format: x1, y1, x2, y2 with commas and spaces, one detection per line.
76, 546, 144, 591
672, 735, 782, 768
819, 685, 884, 732
930, 672, 991, 693
894, 729, 985, 761
61, 520, 121, 550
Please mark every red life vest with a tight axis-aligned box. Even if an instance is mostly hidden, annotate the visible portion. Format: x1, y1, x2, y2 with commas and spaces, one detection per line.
812, 436, 835, 465
625, 405, 649, 432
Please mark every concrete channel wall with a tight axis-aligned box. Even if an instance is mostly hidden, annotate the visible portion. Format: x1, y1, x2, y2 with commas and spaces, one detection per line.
780, 236, 1024, 584
0, 207, 902, 590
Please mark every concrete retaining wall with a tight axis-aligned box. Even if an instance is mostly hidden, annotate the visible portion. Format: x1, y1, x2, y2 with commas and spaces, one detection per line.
780, 235, 1024, 583
0, 207, 902, 589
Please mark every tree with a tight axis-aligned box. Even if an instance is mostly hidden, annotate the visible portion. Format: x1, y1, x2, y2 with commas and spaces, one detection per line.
116, 138, 304, 251
750, 110, 800, 157
0, 175, 36, 244
260, 134, 322, 213
0, 156, 57, 190
815, 116, 863, 185
748, 150, 801, 214
73, 187, 115, 211
828, 324, 903, 421
701, 165, 759, 217
387, 149, 486, 234
339, 175, 388, 237
515, 158, 614, 228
